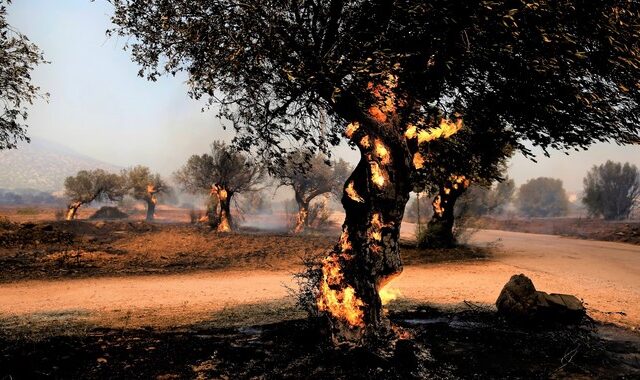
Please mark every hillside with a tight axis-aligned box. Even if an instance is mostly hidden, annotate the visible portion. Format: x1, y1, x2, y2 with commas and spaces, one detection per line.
0, 138, 121, 192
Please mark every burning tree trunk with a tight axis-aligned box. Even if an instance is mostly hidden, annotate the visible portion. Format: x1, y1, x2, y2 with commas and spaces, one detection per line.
145, 185, 158, 222
317, 125, 412, 345
293, 199, 309, 234
425, 176, 470, 248
215, 185, 233, 232
65, 201, 83, 220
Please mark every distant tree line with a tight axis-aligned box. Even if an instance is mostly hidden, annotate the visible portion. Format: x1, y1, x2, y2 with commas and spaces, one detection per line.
0, 189, 62, 205
411, 160, 639, 248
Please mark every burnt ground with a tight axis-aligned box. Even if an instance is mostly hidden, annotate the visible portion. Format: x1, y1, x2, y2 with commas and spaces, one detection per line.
1, 306, 639, 379
480, 217, 640, 245
0, 219, 487, 283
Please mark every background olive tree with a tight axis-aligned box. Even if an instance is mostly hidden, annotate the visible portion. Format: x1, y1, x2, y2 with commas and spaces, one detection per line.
174, 141, 264, 232
517, 177, 569, 218
275, 152, 350, 233
123, 165, 171, 221
582, 161, 640, 220
63, 169, 126, 220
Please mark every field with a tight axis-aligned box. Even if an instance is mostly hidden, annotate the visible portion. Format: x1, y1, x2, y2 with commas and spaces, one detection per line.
1, 207, 639, 378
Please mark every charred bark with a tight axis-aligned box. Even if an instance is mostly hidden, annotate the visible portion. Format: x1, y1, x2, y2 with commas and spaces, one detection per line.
317, 130, 411, 346
424, 177, 470, 248
293, 200, 309, 234
145, 199, 156, 222
216, 187, 233, 232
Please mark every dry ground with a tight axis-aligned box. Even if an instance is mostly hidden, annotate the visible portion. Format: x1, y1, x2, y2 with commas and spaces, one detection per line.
1, 210, 640, 378
480, 216, 640, 245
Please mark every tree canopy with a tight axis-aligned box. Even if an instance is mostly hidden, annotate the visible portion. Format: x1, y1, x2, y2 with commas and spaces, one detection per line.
582, 160, 640, 220
0, 0, 48, 150
517, 177, 569, 218
124, 165, 171, 202
63, 169, 126, 219
109, 0, 640, 163
174, 141, 264, 196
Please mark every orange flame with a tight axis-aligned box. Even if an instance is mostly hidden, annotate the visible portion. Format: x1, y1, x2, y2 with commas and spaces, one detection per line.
360, 135, 371, 149
417, 118, 463, 144
367, 74, 398, 122
379, 285, 401, 306
404, 124, 417, 140
370, 163, 386, 188
218, 188, 228, 201
345, 122, 360, 139
370, 212, 384, 242
373, 138, 391, 165
451, 175, 470, 190
345, 181, 365, 203
412, 152, 425, 169
317, 255, 365, 327
433, 195, 444, 217
339, 229, 352, 253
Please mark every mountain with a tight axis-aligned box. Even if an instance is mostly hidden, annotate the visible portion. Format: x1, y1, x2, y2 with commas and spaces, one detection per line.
0, 138, 121, 192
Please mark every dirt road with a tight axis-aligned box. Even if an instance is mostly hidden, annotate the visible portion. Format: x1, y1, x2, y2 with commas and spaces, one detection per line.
1, 229, 638, 330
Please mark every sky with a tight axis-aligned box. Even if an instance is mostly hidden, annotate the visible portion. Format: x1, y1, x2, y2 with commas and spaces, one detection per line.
7, 0, 640, 194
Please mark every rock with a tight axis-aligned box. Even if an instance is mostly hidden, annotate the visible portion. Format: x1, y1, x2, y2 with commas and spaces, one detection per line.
89, 206, 128, 220
496, 274, 586, 324
537, 292, 586, 323
496, 274, 539, 319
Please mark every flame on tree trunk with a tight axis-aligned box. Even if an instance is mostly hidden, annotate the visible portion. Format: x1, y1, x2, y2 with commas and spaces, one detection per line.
316, 74, 464, 345
65, 202, 83, 221
294, 201, 309, 234
425, 176, 470, 248
317, 131, 411, 345
145, 185, 158, 222
216, 186, 232, 232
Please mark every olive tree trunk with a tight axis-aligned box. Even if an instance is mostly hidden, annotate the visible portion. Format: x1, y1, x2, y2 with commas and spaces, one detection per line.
145, 199, 156, 221
293, 200, 309, 234
65, 202, 82, 220
425, 178, 469, 248
216, 188, 233, 232
317, 138, 411, 346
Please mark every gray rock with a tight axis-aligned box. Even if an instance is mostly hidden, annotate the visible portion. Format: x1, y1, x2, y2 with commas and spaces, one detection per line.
496, 274, 586, 323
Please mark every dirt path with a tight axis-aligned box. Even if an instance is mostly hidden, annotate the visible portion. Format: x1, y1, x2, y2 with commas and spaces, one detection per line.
1, 229, 639, 330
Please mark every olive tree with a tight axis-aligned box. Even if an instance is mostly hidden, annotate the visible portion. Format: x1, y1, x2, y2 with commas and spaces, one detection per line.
0, 0, 48, 150
414, 113, 515, 248
63, 169, 126, 220
110, 0, 640, 345
517, 177, 569, 218
174, 141, 264, 231
582, 161, 640, 220
123, 165, 171, 221
276, 152, 350, 233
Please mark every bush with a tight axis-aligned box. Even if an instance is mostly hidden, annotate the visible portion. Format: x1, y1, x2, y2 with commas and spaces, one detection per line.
89, 206, 129, 220
16, 207, 40, 215
582, 161, 640, 220
54, 209, 65, 221
517, 177, 569, 217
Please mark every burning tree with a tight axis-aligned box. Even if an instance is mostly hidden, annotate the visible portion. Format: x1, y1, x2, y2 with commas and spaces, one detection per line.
110, 1, 640, 345
174, 141, 264, 232
414, 114, 515, 248
0, 0, 48, 150
63, 169, 126, 220
123, 165, 171, 221
276, 152, 350, 233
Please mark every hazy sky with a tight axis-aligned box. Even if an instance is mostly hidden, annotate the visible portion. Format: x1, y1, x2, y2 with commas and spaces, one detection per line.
8, 0, 640, 193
